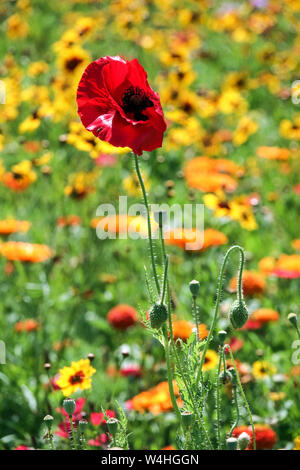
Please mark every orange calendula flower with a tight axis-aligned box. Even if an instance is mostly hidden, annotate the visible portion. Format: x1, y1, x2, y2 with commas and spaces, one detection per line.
91, 214, 158, 237
56, 359, 96, 397
251, 308, 279, 325
0, 241, 51, 262
273, 254, 300, 279
172, 320, 208, 341
292, 239, 300, 250
0, 219, 31, 235
258, 256, 276, 275
56, 215, 81, 227
229, 270, 266, 296
257, 146, 291, 161
164, 228, 228, 252
2, 160, 37, 192
14, 319, 40, 332
129, 380, 182, 414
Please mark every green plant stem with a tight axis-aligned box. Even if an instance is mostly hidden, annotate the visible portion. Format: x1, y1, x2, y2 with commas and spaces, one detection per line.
229, 385, 240, 437
215, 351, 223, 449
196, 245, 245, 387
134, 153, 160, 295
159, 224, 175, 346
69, 417, 77, 450
162, 325, 181, 422
226, 345, 256, 450
192, 296, 199, 342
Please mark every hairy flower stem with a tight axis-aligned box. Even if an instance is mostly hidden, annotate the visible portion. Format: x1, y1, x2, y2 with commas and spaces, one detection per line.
69, 417, 77, 450
225, 345, 256, 450
162, 325, 181, 422
229, 384, 240, 437
196, 245, 245, 387
134, 153, 160, 295
215, 351, 223, 449
192, 296, 199, 342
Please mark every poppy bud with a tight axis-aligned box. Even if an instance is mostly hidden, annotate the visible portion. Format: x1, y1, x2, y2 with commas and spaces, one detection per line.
63, 398, 76, 416
107, 417, 119, 436
229, 300, 248, 329
238, 432, 250, 450
189, 280, 200, 297
226, 437, 238, 450
149, 303, 168, 329
79, 419, 88, 433
219, 370, 232, 384
181, 411, 194, 429
87, 353, 95, 362
217, 330, 227, 345
288, 312, 298, 328
43, 415, 54, 430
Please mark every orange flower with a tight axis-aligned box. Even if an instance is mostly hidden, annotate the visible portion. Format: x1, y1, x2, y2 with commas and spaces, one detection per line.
273, 254, 300, 278
232, 424, 277, 450
14, 319, 40, 332
185, 156, 243, 193
164, 228, 228, 252
251, 308, 279, 324
229, 270, 266, 296
257, 146, 290, 161
107, 304, 137, 330
0, 241, 51, 262
129, 381, 182, 414
57, 215, 81, 227
292, 239, 300, 250
258, 256, 276, 275
172, 320, 208, 341
0, 219, 30, 235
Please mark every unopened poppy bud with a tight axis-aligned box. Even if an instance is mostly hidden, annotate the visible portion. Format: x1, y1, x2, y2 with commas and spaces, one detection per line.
238, 432, 250, 450
63, 398, 76, 416
87, 353, 95, 361
79, 419, 88, 433
288, 313, 298, 328
107, 417, 119, 436
219, 370, 232, 384
229, 300, 248, 329
226, 437, 238, 450
217, 330, 227, 345
181, 411, 194, 429
189, 280, 200, 298
44, 362, 51, 370
120, 344, 130, 357
43, 415, 54, 430
149, 303, 168, 329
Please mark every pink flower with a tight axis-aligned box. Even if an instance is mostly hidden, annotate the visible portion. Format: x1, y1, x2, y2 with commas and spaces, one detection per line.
90, 410, 115, 426
94, 153, 118, 167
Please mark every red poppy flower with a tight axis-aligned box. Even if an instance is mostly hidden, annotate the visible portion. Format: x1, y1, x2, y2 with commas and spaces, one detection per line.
76, 56, 167, 155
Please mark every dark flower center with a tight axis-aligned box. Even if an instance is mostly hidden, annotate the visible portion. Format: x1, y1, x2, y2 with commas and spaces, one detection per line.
69, 370, 85, 384
122, 86, 153, 121
65, 57, 83, 71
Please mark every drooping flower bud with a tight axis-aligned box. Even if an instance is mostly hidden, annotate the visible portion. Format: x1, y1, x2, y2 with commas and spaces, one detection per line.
219, 369, 232, 384
149, 303, 168, 329
43, 415, 54, 430
189, 280, 200, 298
229, 299, 248, 329
181, 411, 194, 429
226, 437, 238, 450
217, 330, 227, 345
288, 312, 298, 328
238, 432, 250, 450
63, 398, 76, 416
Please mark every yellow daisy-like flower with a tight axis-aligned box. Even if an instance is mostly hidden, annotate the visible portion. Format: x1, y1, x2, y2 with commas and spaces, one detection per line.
201, 349, 219, 372
56, 359, 96, 397
252, 360, 276, 379
122, 172, 149, 196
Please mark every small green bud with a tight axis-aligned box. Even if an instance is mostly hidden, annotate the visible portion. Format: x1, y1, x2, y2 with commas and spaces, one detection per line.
288, 312, 298, 328
189, 280, 200, 298
238, 432, 250, 450
149, 303, 168, 329
63, 398, 76, 416
181, 411, 194, 429
107, 417, 119, 436
226, 437, 238, 450
229, 299, 248, 329
43, 415, 54, 430
79, 419, 88, 433
219, 370, 232, 384
217, 330, 227, 345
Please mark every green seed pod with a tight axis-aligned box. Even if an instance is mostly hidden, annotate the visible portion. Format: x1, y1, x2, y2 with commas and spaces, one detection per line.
229, 299, 248, 329
107, 417, 119, 436
149, 303, 168, 329
78, 419, 88, 433
288, 312, 298, 328
43, 415, 54, 430
181, 411, 194, 429
63, 398, 76, 417
238, 432, 250, 450
189, 280, 200, 298
217, 330, 227, 345
226, 437, 238, 450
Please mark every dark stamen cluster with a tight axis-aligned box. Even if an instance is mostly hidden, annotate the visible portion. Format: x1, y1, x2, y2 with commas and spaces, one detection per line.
122, 86, 153, 121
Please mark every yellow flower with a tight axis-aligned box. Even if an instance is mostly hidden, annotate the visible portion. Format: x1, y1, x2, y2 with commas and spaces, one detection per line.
201, 350, 219, 372
28, 61, 49, 77
56, 359, 96, 396
6, 13, 28, 39
19, 113, 41, 134
252, 360, 276, 379
233, 116, 258, 146
294, 435, 300, 450
123, 172, 149, 196
218, 89, 247, 115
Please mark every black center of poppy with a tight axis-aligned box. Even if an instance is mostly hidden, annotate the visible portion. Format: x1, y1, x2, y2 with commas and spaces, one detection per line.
122, 86, 153, 121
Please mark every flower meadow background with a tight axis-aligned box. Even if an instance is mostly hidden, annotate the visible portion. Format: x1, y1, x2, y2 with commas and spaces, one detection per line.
1, 0, 300, 451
